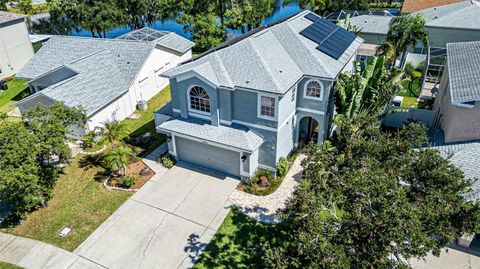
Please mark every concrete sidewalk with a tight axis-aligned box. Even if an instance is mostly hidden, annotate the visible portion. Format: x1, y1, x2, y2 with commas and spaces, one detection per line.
0, 232, 103, 269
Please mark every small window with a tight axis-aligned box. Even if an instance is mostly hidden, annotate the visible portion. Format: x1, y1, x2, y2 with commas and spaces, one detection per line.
260, 96, 275, 118
189, 86, 210, 113
291, 86, 296, 103
305, 80, 323, 100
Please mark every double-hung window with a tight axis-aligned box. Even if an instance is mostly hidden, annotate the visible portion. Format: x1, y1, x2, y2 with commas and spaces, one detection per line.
260, 95, 276, 118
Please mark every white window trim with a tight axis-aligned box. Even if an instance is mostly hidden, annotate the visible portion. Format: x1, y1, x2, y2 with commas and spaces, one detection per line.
257, 93, 278, 121
187, 85, 211, 116
303, 79, 324, 101
291, 85, 297, 103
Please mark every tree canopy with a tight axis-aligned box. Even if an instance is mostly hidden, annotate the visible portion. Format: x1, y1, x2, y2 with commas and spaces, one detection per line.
287, 0, 368, 17
0, 103, 86, 219
264, 117, 480, 268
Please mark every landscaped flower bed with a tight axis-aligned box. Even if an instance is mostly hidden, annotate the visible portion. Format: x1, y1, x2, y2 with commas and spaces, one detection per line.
105, 161, 154, 191
238, 151, 298, 196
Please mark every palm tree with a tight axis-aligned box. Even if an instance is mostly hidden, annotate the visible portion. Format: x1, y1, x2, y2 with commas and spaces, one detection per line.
100, 120, 127, 150
335, 56, 408, 120
104, 146, 135, 176
381, 14, 429, 67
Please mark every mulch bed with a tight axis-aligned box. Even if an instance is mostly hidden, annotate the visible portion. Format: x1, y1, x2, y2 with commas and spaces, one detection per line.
108, 161, 155, 190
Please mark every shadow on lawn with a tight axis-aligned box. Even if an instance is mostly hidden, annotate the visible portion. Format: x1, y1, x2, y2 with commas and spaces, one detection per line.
190, 209, 288, 269
124, 119, 166, 158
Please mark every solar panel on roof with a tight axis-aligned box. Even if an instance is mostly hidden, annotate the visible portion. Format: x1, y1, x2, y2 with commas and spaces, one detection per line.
299, 17, 357, 60
305, 13, 320, 22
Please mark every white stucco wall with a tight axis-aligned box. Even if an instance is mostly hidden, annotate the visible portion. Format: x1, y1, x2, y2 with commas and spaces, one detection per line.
0, 19, 34, 79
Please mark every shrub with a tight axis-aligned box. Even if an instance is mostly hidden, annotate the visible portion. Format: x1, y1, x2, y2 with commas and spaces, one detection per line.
276, 157, 290, 178
159, 153, 176, 169
122, 176, 136, 188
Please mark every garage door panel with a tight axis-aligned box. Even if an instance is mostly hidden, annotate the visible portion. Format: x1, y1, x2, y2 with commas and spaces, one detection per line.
175, 137, 240, 177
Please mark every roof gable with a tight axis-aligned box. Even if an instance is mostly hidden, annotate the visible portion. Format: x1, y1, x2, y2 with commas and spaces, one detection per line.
416, 0, 480, 30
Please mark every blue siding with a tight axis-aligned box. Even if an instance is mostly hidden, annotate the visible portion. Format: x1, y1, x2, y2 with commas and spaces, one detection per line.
296, 77, 332, 111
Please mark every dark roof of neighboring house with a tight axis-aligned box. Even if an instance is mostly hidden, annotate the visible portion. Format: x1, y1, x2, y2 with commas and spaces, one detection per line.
446, 41, 480, 103
402, 0, 465, 13
0, 11, 25, 25
415, 0, 480, 30
116, 27, 194, 54
348, 15, 393, 35
429, 128, 480, 201
17, 36, 154, 116
157, 117, 264, 153
163, 11, 363, 95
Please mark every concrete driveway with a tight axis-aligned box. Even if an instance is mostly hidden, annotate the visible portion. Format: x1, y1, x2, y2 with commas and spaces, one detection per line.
74, 164, 238, 269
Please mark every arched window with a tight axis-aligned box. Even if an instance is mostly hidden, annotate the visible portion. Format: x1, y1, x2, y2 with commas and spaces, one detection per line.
189, 86, 211, 113
304, 80, 323, 100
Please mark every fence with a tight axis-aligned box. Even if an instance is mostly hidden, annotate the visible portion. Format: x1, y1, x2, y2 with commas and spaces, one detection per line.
382, 107, 437, 128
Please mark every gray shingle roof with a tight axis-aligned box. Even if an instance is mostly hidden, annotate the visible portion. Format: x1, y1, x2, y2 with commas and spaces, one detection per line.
17, 36, 154, 116
429, 128, 480, 201
116, 27, 194, 54
348, 15, 393, 35
446, 41, 480, 103
416, 0, 480, 30
163, 11, 363, 94
0, 11, 25, 25
157, 117, 265, 152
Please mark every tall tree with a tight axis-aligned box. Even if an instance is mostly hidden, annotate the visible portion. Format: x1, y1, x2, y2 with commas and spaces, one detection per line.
178, 13, 226, 53
381, 14, 429, 67
0, 103, 86, 218
224, 0, 275, 33
52, 0, 124, 38
264, 119, 480, 268
335, 56, 407, 120
100, 120, 128, 150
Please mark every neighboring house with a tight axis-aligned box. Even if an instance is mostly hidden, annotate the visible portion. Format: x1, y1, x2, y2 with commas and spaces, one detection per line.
0, 11, 34, 80
402, 0, 464, 13
155, 11, 362, 179
433, 41, 480, 143
348, 0, 480, 48
325, 9, 393, 23
16, 28, 193, 138
414, 0, 480, 48
348, 15, 392, 45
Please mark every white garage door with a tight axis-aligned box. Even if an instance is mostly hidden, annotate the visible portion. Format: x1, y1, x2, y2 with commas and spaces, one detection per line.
175, 137, 240, 177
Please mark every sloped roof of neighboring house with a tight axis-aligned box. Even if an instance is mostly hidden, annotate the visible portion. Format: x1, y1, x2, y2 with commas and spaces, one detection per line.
429, 128, 480, 201
157, 117, 264, 153
402, 0, 465, 13
348, 15, 393, 35
415, 0, 480, 30
17, 36, 155, 116
163, 11, 363, 95
116, 28, 194, 54
446, 41, 480, 103
0, 11, 25, 25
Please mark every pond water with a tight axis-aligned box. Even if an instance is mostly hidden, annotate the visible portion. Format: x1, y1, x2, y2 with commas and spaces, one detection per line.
66, 0, 303, 39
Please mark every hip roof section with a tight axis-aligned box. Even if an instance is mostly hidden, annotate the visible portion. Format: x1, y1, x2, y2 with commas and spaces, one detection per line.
447, 41, 480, 103
163, 11, 363, 95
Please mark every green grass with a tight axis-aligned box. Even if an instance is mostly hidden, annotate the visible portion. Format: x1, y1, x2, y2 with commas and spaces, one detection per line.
1, 156, 132, 251
121, 86, 171, 157
399, 79, 421, 98
401, 96, 419, 108
193, 209, 287, 269
8, 3, 50, 15
0, 78, 30, 114
0, 262, 22, 269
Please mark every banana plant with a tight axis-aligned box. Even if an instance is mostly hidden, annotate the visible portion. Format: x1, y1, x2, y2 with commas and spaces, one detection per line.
336, 56, 408, 121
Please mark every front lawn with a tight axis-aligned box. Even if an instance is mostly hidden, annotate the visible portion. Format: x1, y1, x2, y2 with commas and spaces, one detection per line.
0, 78, 30, 114
0, 156, 132, 251
193, 209, 287, 269
0, 262, 22, 269
122, 86, 171, 157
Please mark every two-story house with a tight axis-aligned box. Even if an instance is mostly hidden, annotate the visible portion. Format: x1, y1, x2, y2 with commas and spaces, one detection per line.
155, 11, 363, 179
